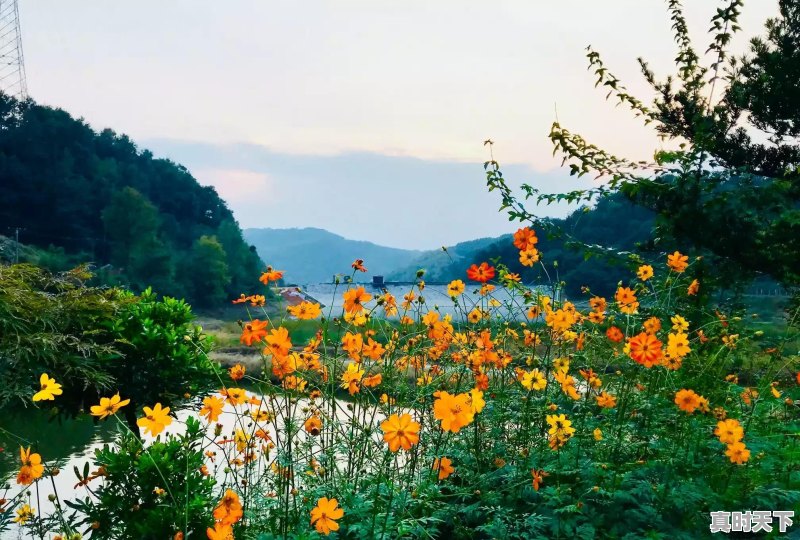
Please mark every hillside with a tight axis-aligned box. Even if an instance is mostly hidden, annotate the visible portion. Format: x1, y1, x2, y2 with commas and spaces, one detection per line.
0, 94, 261, 307
389, 194, 657, 296
244, 227, 422, 284
387, 236, 508, 281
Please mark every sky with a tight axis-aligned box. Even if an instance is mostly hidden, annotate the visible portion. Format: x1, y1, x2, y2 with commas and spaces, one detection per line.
20, 1, 777, 250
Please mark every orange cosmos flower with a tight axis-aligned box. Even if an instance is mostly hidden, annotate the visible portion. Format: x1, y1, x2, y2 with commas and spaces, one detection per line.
606, 326, 623, 343
588, 311, 605, 324
589, 296, 607, 312
433, 391, 474, 433
466, 262, 496, 283
519, 248, 540, 267
351, 259, 367, 272
341, 332, 364, 361
596, 391, 617, 408
674, 389, 702, 414
310, 497, 344, 535
229, 364, 246, 381
643, 317, 661, 335
382, 293, 398, 316
259, 266, 284, 284
232, 294, 265, 306
628, 332, 663, 368
362, 338, 385, 360
513, 227, 538, 250
213, 489, 243, 526
433, 457, 454, 480
667, 251, 689, 273
725, 442, 750, 464
17, 447, 44, 485
342, 286, 372, 313
200, 396, 224, 423
240, 319, 269, 346
264, 327, 292, 358
715, 419, 744, 444
615, 287, 639, 314
287, 301, 322, 320
381, 413, 420, 452
220, 387, 247, 406
362, 373, 382, 388
741, 387, 759, 405
531, 468, 548, 491
687, 279, 700, 295
304, 416, 322, 436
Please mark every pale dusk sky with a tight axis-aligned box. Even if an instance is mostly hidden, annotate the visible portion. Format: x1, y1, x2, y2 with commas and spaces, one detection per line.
21, 1, 777, 249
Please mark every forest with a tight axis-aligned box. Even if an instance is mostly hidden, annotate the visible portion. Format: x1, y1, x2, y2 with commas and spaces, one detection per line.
0, 94, 262, 307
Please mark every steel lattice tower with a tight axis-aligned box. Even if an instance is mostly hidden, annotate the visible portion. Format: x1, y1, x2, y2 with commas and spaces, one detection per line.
0, 0, 26, 100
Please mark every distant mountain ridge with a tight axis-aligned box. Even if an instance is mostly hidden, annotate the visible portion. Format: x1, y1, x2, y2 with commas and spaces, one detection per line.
387, 236, 509, 281
244, 227, 423, 284
246, 194, 656, 295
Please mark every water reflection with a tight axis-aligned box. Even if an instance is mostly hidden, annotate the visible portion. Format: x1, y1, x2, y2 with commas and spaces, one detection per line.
303, 282, 544, 321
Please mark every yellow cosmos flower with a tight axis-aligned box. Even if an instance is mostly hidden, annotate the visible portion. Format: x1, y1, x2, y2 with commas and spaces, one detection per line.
637, 264, 654, 281
137, 403, 173, 437
447, 279, 465, 297
90, 393, 131, 420
33, 373, 62, 402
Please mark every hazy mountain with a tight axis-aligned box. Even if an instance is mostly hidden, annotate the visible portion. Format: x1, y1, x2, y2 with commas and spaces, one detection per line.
244, 228, 422, 284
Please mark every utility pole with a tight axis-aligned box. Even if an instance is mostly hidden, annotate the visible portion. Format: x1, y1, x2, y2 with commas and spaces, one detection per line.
14, 226, 20, 263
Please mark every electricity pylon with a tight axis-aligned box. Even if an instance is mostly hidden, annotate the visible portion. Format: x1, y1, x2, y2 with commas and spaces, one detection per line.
0, 0, 26, 100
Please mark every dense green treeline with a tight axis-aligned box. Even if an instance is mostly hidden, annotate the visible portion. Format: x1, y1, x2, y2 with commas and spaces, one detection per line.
0, 94, 261, 307
472, 196, 656, 296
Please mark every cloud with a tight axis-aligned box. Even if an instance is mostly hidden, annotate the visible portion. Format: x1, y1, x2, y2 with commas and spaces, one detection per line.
193, 168, 276, 204
145, 139, 594, 250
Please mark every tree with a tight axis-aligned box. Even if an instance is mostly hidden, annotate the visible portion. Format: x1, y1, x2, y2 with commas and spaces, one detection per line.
0, 264, 218, 437
102, 187, 176, 294
0, 264, 120, 412
185, 235, 230, 308
216, 218, 262, 297
557, 1, 799, 285
0, 93, 262, 307
489, 0, 799, 290
106, 288, 218, 436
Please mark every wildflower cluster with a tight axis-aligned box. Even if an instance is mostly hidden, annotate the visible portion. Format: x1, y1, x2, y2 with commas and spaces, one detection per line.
4, 227, 798, 539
